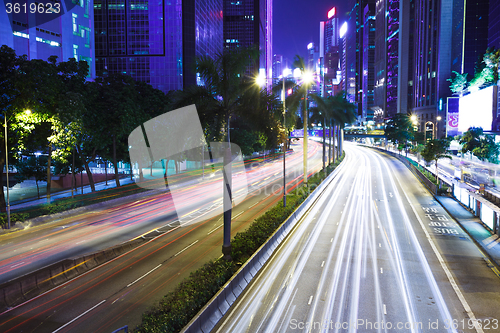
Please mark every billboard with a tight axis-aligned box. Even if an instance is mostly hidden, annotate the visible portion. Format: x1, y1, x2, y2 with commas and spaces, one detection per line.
458, 86, 494, 133
446, 97, 459, 137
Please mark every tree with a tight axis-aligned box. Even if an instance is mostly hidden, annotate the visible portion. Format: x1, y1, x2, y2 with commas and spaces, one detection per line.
447, 71, 468, 96
170, 47, 259, 260
310, 91, 356, 168
421, 139, 452, 185
460, 127, 500, 163
14, 155, 48, 199
384, 113, 415, 149
459, 127, 483, 158
86, 74, 142, 188
473, 135, 500, 163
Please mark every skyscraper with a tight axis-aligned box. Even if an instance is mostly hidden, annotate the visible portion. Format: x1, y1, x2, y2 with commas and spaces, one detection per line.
320, 7, 341, 97
412, 0, 489, 139
372, 0, 413, 119
345, 0, 375, 118
94, 0, 222, 93
489, 0, 500, 48
361, 3, 375, 123
223, 0, 272, 77
0, 1, 95, 78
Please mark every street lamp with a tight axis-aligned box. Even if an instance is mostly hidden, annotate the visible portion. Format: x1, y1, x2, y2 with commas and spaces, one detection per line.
256, 71, 289, 207
3, 111, 10, 229
301, 70, 314, 185
436, 116, 442, 139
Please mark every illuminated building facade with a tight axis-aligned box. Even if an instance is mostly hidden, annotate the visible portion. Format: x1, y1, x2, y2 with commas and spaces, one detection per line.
413, 0, 489, 139
320, 7, 341, 97
0, 0, 95, 78
94, 0, 222, 93
345, 0, 376, 119
490, 0, 500, 48
361, 3, 375, 123
372, 0, 413, 120
223, 0, 272, 77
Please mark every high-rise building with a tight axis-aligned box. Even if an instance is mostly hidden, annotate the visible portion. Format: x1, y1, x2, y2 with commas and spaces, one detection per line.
372, 0, 413, 120
0, 1, 95, 78
489, 0, 500, 48
320, 7, 341, 97
223, 0, 272, 77
412, 0, 489, 139
361, 3, 375, 123
345, 0, 376, 119
94, 0, 222, 93
272, 54, 283, 82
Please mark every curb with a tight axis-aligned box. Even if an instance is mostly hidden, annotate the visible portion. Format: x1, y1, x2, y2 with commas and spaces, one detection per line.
436, 196, 500, 273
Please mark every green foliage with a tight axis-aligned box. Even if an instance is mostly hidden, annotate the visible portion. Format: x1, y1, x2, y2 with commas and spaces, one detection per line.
448, 47, 499, 94
459, 127, 500, 163
447, 71, 468, 96
134, 153, 345, 333
421, 139, 452, 184
384, 113, 415, 146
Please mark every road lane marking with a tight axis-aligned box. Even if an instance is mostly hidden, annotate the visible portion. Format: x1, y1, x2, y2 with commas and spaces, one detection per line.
233, 211, 244, 219
248, 201, 259, 208
174, 240, 199, 257
308, 296, 313, 305
208, 224, 223, 235
127, 264, 162, 287
52, 300, 106, 333
396, 170, 484, 333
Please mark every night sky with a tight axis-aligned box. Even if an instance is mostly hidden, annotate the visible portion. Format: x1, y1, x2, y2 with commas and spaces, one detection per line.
273, 0, 350, 69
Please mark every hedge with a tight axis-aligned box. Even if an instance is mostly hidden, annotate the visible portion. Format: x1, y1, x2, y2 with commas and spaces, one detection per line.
133, 152, 345, 333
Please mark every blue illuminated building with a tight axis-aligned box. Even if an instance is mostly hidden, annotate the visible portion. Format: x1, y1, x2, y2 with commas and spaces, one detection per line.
0, 1, 96, 78
94, 0, 222, 93
223, 0, 272, 77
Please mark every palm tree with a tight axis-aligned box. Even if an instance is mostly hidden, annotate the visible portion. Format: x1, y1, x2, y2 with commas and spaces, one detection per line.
312, 91, 357, 165
170, 47, 259, 260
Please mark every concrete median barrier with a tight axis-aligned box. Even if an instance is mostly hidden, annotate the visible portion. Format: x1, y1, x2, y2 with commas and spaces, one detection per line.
181, 157, 346, 333
0, 238, 145, 313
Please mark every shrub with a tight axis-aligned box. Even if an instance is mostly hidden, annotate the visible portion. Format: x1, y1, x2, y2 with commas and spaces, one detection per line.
134, 152, 346, 332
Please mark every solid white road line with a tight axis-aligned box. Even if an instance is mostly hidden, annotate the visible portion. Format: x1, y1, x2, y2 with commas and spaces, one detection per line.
52, 300, 106, 333
174, 240, 199, 257
127, 264, 162, 287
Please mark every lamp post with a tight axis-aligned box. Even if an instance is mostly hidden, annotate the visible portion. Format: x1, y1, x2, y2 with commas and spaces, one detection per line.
256, 71, 288, 207
301, 71, 314, 185
435, 116, 442, 139
3, 112, 10, 229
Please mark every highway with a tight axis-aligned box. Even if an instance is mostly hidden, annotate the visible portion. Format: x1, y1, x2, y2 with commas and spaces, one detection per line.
214, 143, 500, 333
0, 139, 325, 332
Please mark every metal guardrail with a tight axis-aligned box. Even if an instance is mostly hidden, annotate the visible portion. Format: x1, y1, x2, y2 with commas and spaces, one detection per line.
110, 326, 128, 333
181, 156, 348, 333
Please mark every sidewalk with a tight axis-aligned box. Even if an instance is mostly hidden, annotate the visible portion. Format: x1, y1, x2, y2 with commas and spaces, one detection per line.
436, 195, 500, 273
5, 177, 136, 211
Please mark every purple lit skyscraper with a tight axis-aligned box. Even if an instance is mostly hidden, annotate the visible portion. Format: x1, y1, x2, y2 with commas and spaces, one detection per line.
94, 0, 223, 93
223, 0, 272, 77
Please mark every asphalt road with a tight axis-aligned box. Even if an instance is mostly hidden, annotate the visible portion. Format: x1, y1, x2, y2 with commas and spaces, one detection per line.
0, 139, 325, 333
214, 143, 500, 333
